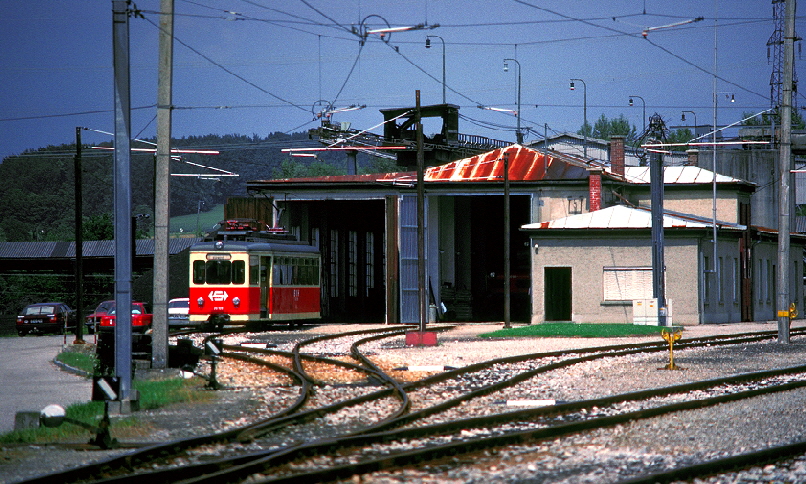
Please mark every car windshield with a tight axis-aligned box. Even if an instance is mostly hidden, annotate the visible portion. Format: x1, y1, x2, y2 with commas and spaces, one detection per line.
169, 300, 189, 309
24, 306, 55, 315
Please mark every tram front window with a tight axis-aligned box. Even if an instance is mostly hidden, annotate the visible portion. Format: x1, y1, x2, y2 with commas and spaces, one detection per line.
193, 260, 246, 284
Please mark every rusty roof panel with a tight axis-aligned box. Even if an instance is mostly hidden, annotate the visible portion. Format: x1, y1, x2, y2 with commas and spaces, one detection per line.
424, 145, 591, 182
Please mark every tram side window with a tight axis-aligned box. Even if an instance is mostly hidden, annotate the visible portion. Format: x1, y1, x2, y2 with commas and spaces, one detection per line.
271, 257, 319, 285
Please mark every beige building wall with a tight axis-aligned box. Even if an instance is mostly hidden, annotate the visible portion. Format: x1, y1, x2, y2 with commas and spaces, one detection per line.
630, 189, 745, 225
529, 234, 707, 326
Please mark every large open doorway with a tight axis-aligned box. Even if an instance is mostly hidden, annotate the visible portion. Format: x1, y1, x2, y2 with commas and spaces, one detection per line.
447, 195, 531, 322
544, 266, 572, 321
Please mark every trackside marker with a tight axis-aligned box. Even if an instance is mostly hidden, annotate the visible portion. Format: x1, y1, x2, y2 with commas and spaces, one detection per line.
393, 365, 456, 372
499, 399, 558, 407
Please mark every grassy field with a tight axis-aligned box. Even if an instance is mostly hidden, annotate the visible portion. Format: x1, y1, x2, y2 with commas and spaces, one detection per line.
169, 204, 225, 236
480, 323, 683, 338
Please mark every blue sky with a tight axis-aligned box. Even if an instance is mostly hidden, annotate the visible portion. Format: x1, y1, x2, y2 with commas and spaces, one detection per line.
0, 1, 796, 161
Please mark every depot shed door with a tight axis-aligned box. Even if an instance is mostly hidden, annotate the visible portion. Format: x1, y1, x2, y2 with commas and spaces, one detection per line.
544, 267, 572, 321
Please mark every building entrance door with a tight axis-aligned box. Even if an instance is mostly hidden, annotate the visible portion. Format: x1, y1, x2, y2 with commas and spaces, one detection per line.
544, 267, 572, 321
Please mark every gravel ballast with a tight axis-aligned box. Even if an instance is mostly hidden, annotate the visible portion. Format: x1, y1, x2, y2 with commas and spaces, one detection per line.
2, 321, 806, 484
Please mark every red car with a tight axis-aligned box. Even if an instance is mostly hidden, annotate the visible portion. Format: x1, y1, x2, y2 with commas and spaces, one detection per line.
85, 300, 115, 334
99, 301, 153, 332
16, 302, 76, 337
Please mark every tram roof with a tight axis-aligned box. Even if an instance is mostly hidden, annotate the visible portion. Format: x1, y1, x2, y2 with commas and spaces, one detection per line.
190, 240, 320, 254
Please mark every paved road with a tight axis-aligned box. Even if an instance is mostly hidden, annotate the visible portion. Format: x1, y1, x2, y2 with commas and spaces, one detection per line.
0, 335, 92, 434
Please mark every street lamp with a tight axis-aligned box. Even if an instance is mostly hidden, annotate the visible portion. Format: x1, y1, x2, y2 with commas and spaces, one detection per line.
629, 95, 646, 135
570, 79, 587, 157
426, 35, 446, 104
682, 110, 697, 135
504, 58, 523, 144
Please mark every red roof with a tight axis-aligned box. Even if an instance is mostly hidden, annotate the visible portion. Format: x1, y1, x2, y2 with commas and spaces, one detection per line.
259, 144, 597, 185
424, 145, 592, 182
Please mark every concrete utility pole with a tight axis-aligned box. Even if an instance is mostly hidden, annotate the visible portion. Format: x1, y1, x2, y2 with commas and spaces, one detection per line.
648, 114, 668, 326
73, 127, 85, 345
416, 90, 427, 332
152, 0, 174, 369
776, 0, 796, 344
503, 151, 511, 328
112, 0, 133, 401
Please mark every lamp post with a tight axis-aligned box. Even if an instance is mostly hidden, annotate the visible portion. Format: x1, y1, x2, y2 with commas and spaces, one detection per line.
682, 110, 697, 135
706, 92, 734, 311
504, 59, 523, 144
426, 35, 446, 104
570, 78, 587, 157
629, 95, 646, 135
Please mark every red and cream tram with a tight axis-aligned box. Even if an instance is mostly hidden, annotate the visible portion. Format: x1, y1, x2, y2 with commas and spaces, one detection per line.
188, 220, 321, 327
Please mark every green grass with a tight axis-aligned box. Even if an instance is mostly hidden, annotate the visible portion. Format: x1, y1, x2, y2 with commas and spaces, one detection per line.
0, 374, 211, 444
480, 323, 683, 338
55, 351, 96, 374
169, 203, 225, 236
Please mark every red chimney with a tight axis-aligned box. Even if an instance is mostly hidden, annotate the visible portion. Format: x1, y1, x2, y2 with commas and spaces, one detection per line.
610, 135, 625, 177
589, 170, 602, 212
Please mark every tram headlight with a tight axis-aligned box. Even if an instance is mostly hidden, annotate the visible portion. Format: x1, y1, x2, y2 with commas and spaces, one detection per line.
197, 297, 204, 307
232, 297, 241, 307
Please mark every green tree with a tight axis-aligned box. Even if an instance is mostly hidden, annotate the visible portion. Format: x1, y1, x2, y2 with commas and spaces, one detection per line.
83, 214, 114, 240
742, 110, 805, 129
666, 128, 695, 152
579, 114, 637, 142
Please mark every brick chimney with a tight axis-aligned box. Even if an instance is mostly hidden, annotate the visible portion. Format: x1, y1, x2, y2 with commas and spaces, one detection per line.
589, 170, 602, 212
686, 148, 699, 166
610, 135, 625, 177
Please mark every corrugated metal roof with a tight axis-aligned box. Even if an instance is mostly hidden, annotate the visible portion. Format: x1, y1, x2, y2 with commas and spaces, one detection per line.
522, 205, 746, 231
0, 238, 201, 260
424, 145, 591, 182
623, 166, 750, 185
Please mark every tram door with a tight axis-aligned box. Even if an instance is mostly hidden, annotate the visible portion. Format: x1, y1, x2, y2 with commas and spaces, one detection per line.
260, 256, 270, 318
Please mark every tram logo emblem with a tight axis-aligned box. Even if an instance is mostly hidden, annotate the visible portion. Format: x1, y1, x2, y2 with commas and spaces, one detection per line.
208, 290, 229, 302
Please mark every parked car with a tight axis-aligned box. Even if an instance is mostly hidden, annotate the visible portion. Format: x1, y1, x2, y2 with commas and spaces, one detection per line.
85, 300, 115, 334
16, 302, 76, 336
168, 298, 190, 326
99, 301, 153, 332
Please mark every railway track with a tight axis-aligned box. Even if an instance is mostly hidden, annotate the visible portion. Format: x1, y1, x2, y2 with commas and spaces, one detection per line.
13, 326, 806, 484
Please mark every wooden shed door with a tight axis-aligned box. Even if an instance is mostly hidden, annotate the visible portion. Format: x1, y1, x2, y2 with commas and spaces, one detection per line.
545, 267, 572, 321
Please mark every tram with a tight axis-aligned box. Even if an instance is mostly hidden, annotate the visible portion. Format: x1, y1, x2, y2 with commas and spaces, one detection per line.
188, 219, 321, 327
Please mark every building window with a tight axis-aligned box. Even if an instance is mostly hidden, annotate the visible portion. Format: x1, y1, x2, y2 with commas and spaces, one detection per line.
365, 232, 375, 297
329, 229, 339, 298
603, 267, 653, 301
348, 231, 358, 297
